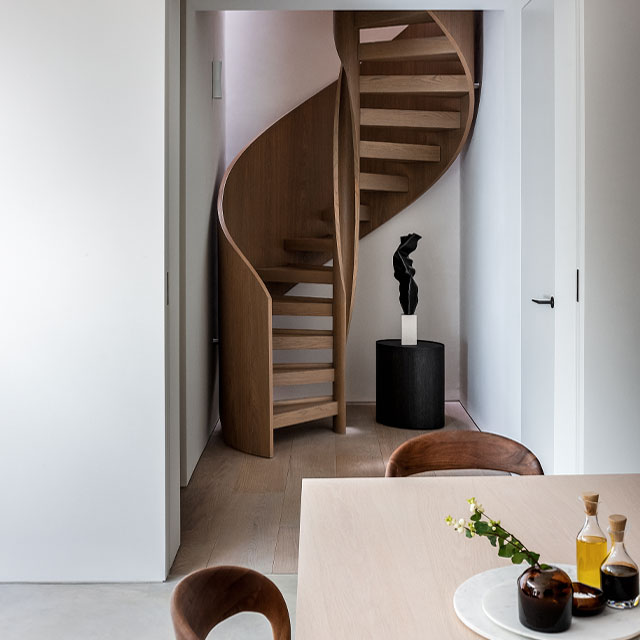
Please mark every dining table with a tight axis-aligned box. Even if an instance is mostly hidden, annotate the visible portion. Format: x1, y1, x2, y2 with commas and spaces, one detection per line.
295, 473, 640, 639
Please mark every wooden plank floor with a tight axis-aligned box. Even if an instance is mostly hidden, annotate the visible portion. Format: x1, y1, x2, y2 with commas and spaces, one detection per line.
170, 402, 486, 577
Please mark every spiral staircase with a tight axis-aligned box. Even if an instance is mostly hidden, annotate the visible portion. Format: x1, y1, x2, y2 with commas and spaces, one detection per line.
218, 10, 478, 457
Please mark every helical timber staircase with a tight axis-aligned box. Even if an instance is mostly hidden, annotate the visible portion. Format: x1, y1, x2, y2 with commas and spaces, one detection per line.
218, 10, 478, 457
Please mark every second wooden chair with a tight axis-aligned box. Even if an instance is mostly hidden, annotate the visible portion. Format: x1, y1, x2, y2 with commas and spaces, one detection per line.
170, 566, 291, 640
385, 430, 544, 477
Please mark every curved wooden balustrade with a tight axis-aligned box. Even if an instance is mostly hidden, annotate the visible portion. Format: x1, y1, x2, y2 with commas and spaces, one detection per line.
218, 10, 478, 457
358, 10, 476, 234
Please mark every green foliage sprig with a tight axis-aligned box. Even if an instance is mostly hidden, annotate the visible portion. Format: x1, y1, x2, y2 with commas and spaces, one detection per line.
445, 498, 550, 569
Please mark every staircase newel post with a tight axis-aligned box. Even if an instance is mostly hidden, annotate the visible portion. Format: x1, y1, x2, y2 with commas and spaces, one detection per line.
333, 252, 347, 435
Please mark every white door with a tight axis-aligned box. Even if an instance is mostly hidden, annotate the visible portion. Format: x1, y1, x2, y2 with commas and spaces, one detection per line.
521, 0, 556, 473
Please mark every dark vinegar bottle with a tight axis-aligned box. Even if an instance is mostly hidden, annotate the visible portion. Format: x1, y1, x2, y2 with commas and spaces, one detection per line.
600, 514, 640, 609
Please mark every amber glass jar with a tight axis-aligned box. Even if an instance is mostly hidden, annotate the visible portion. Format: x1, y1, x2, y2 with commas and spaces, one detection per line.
517, 565, 573, 632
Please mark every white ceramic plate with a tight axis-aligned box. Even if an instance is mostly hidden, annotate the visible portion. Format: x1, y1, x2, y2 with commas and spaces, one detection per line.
483, 578, 640, 639
454, 564, 640, 640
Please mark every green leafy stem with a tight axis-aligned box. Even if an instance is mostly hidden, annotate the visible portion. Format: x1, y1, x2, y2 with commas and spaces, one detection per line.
446, 498, 550, 569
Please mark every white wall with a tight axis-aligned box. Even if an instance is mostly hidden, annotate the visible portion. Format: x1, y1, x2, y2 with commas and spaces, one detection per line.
166, 0, 182, 573
181, 7, 225, 485
582, 0, 640, 474
460, 10, 521, 440
196, 1, 510, 10
224, 10, 340, 165
225, 11, 463, 401
348, 163, 462, 401
0, 0, 168, 581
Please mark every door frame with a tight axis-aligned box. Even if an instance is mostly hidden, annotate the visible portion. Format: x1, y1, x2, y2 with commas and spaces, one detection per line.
520, 0, 583, 474
552, 0, 584, 474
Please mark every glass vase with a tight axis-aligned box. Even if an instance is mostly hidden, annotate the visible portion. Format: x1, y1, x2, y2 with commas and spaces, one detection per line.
517, 565, 573, 633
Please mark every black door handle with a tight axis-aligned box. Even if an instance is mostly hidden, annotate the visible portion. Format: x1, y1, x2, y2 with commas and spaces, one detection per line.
532, 296, 554, 309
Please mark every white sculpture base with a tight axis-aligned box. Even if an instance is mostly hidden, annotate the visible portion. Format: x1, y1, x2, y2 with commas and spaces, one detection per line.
401, 314, 417, 345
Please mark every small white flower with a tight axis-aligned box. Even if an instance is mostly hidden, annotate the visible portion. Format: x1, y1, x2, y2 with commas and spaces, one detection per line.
492, 526, 496, 531
458, 519, 465, 527
457, 526, 464, 534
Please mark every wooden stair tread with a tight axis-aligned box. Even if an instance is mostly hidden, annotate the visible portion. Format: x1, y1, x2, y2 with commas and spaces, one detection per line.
258, 265, 333, 284
360, 140, 440, 162
273, 328, 332, 336
288, 263, 332, 271
359, 36, 456, 62
355, 11, 433, 29
360, 74, 469, 96
273, 363, 335, 386
272, 295, 332, 316
361, 108, 460, 130
272, 328, 333, 350
360, 172, 409, 192
321, 204, 371, 222
273, 397, 339, 429
273, 363, 333, 371
284, 237, 333, 252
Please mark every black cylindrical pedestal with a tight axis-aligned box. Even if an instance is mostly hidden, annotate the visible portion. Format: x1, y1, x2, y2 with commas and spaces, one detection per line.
376, 339, 445, 430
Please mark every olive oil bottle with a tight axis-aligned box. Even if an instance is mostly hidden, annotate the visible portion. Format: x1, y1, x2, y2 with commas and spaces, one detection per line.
576, 492, 607, 588
601, 514, 640, 609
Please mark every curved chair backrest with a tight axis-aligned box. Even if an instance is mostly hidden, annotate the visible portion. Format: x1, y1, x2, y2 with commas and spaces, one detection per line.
170, 566, 291, 640
385, 431, 544, 477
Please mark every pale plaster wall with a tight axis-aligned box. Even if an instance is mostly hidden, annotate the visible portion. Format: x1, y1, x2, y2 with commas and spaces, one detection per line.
181, 7, 225, 485
0, 0, 168, 581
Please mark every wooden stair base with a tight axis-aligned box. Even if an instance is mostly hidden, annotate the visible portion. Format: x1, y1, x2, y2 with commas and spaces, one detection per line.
360, 108, 461, 130
257, 265, 333, 284
360, 140, 440, 162
358, 36, 456, 62
273, 363, 335, 385
273, 397, 339, 428
360, 74, 468, 95
272, 296, 332, 316
360, 172, 409, 192
272, 328, 333, 350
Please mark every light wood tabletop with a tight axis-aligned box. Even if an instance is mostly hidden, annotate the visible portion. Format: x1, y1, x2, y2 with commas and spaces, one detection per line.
295, 474, 640, 639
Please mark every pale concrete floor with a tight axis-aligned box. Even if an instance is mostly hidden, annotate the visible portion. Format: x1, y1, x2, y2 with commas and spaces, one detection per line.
0, 402, 481, 639
0, 575, 298, 640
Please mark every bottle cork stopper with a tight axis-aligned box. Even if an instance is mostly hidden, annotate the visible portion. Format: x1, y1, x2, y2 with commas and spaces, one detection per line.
609, 514, 627, 531
609, 514, 627, 541
582, 492, 599, 515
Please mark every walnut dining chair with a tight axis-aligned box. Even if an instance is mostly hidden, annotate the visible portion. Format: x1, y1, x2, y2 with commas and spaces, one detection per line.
385, 430, 544, 477
170, 566, 291, 640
